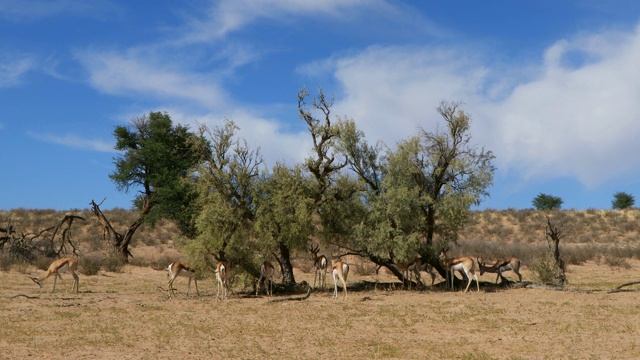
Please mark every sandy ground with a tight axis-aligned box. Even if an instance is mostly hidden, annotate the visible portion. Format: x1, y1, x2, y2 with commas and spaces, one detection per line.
1, 260, 639, 359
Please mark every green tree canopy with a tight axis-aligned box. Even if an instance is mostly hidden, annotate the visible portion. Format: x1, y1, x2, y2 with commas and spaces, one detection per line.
187, 120, 263, 274
612, 192, 635, 209
107, 112, 208, 258
335, 100, 495, 280
532, 193, 563, 210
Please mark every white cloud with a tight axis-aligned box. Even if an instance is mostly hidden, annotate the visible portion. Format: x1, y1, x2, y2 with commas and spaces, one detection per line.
28, 132, 115, 152
151, 106, 310, 169
313, 25, 640, 189
327, 45, 488, 147
180, 0, 396, 43
494, 25, 640, 187
76, 49, 229, 110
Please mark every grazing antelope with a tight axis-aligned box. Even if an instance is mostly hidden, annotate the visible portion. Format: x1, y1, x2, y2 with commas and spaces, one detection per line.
419, 261, 437, 287
438, 252, 479, 292
394, 257, 422, 290
308, 244, 328, 289
166, 261, 199, 297
31, 257, 79, 293
332, 260, 349, 300
215, 261, 230, 300
477, 257, 522, 283
256, 261, 275, 296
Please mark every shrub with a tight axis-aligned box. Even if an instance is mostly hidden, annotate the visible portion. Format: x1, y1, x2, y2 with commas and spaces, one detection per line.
603, 256, 631, 269
101, 253, 126, 273
352, 262, 378, 276
530, 256, 557, 285
130, 254, 175, 271
612, 192, 635, 210
33, 255, 54, 271
0, 253, 15, 272
79, 255, 101, 275
532, 193, 563, 210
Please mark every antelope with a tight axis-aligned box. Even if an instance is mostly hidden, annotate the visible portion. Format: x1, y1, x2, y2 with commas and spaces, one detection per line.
477, 257, 522, 283
419, 261, 437, 287
394, 257, 422, 290
31, 257, 79, 293
215, 261, 230, 300
308, 244, 328, 289
166, 261, 199, 297
331, 260, 349, 300
438, 252, 479, 292
256, 261, 275, 296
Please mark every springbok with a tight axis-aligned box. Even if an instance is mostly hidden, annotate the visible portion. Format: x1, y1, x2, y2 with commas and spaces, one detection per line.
31, 257, 79, 293
438, 252, 479, 292
216, 261, 230, 300
331, 260, 349, 300
256, 261, 275, 296
477, 257, 522, 283
166, 261, 199, 297
308, 244, 328, 289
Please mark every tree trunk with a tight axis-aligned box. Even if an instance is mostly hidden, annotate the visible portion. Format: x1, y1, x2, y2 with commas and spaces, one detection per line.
277, 242, 296, 286
90, 199, 147, 262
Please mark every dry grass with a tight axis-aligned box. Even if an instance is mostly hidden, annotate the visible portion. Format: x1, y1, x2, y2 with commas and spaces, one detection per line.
1, 261, 640, 359
2, 208, 640, 358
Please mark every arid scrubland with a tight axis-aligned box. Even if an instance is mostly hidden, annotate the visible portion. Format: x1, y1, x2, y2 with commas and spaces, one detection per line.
1, 208, 639, 359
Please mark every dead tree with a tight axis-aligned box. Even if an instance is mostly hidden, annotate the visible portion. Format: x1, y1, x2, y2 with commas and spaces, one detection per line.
0, 214, 83, 260
545, 214, 567, 287
90, 199, 139, 261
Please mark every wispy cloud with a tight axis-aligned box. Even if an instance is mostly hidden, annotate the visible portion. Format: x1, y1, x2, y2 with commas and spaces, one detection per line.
179, 0, 402, 43
0, 56, 35, 87
28, 132, 115, 153
76, 49, 229, 110
0, 0, 121, 22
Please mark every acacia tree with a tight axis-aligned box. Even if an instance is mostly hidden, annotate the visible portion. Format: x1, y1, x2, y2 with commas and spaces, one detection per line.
251, 88, 349, 287
532, 193, 563, 210
254, 164, 314, 285
612, 192, 635, 209
106, 112, 207, 260
335, 101, 495, 281
187, 120, 263, 275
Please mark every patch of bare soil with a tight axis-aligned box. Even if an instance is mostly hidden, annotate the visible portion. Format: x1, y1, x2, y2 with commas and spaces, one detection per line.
1, 261, 639, 359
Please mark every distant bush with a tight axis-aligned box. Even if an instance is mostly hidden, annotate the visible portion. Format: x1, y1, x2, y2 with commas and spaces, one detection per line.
612, 192, 635, 210
101, 253, 125, 273
603, 255, 631, 269
352, 262, 378, 276
0, 253, 14, 271
79, 255, 101, 275
33, 255, 54, 271
530, 256, 557, 285
532, 193, 563, 210
130, 254, 175, 271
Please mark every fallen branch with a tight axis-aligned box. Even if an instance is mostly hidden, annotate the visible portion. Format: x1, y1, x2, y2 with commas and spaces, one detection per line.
11, 294, 39, 299
608, 281, 640, 294
268, 286, 311, 303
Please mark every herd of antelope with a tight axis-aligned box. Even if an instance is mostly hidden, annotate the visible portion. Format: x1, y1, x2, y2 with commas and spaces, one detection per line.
29, 247, 522, 299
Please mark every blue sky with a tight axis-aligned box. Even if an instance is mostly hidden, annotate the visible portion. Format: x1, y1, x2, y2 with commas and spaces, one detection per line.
2, 0, 640, 211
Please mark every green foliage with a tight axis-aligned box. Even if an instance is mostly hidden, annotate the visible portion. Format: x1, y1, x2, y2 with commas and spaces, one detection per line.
335, 101, 495, 266
532, 193, 563, 210
110, 112, 209, 238
530, 256, 557, 284
612, 191, 635, 210
254, 164, 314, 252
189, 120, 263, 272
